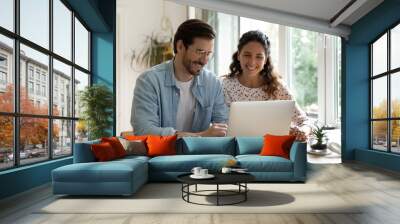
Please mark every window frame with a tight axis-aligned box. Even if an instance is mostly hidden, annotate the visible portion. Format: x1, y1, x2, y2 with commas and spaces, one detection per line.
0, 0, 91, 171
369, 20, 400, 154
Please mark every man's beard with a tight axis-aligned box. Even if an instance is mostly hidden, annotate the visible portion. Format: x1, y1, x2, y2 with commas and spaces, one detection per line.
182, 56, 205, 76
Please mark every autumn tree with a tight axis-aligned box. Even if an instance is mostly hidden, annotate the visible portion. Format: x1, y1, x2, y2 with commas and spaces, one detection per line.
0, 84, 59, 152
372, 99, 400, 143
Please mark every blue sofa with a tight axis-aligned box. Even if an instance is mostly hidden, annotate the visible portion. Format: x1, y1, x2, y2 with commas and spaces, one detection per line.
52, 137, 307, 195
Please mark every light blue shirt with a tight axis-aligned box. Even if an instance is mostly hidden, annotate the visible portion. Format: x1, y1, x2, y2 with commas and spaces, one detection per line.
131, 60, 228, 136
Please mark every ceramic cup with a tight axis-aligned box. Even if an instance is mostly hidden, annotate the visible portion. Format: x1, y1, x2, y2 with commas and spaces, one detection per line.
191, 167, 202, 176
221, 167, 232, 174
199, 169, 208, 176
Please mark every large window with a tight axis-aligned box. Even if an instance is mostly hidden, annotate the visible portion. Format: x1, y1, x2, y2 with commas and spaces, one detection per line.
371, 23, 400, 153
192, 8, 341, 126
0, 0, 91, 171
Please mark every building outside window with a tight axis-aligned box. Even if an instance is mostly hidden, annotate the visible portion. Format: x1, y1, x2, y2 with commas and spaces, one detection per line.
0, 0, 91, 170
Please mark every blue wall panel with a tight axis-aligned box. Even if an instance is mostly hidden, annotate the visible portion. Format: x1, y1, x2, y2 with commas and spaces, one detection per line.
344, 0, 400, 171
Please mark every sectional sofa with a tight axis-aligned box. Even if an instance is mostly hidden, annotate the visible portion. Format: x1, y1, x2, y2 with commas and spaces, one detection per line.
52, 137, 307, 196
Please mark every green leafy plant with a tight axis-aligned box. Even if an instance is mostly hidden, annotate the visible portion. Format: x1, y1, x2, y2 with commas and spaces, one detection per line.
79, 84, 113, 140
310, 124, 328, 150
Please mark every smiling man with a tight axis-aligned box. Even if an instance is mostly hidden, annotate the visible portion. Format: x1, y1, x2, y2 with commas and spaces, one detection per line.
131, 19, 228, 137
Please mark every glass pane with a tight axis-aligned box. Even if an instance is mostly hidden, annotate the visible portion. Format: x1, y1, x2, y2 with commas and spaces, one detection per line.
215, 13, 238, 76
53, 119, 72, 158
20, 117, 49, 165
74, 69, 89, 118
391, 24, 400, 70
372, 33, 387, 76
372, 77, 387, 119
75, 120, 88, 143
0, 0, 14, 31
75, 18, 89, 70
391, 72, 400, 118
53, 59, 72, 117
20, 0, 49, 49
53, 0, 72, 60
290, 28, 318, 119
0, 116, 13, 170
391, 120, 400, 153
372, 121, 387, 151
0, 34, 14, 112
20, 44, 49, 115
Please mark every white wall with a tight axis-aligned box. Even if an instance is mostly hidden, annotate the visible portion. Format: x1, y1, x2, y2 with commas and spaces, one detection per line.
116, 0, 187, 134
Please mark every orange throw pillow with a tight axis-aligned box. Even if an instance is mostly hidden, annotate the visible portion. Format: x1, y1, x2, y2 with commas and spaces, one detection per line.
124, 135, 148, 142
146, 135, 177, 157
101, 137, 127, 158
260, 134, 296, 159
91, 142, 117, 161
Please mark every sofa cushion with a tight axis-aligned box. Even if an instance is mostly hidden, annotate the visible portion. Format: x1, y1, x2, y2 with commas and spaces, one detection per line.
101, 137, 127, 158
148, 154, 235, 172
180, 137, 235, 155
52, 158, 148, 183
147, 135, 177, 156
119, 138, 147, 156
236, 137, 263, 155
236, 155, 293, 172
91, 142, 118, 161
260, 134, 296, 159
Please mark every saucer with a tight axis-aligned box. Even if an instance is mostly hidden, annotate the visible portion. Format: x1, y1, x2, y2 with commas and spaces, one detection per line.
190, 174, 215, 179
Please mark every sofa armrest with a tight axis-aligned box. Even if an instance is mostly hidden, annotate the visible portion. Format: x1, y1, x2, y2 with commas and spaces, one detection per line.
73, 140, 100, 163
289, 141, 307, 181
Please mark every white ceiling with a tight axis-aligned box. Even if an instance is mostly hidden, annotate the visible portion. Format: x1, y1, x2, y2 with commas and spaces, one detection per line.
224, 0, 382, 26
226, 0, 352, 23
169, 0, 384, 38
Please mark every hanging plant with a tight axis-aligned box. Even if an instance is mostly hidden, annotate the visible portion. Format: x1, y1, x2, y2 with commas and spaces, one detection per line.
131, 16, 174, 70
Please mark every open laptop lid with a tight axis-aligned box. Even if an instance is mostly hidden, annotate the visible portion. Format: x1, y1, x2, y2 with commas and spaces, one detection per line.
227, 100, 295, 137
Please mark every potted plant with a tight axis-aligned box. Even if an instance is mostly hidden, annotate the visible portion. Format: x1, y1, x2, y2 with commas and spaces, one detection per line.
310, 124, 328, 150
79, 84, 113, 140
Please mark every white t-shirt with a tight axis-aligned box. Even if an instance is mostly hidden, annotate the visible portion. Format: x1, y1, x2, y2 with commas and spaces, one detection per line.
175, 78, 195, 131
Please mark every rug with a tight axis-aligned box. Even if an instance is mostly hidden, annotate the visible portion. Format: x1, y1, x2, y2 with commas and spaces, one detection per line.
38, 183, 362, 214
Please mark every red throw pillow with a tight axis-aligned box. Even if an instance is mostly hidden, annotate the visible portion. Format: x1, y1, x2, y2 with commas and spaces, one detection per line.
146, 135, 177, 157
101, 137, 126, 158
91, 142, 118, 161
260, 134, 296, 159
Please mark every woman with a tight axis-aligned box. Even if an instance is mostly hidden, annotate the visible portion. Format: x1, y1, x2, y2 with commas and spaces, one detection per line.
222, 30, 310, 141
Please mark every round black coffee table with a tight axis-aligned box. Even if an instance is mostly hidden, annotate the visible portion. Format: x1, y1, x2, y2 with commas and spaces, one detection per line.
177, 173, 255, 206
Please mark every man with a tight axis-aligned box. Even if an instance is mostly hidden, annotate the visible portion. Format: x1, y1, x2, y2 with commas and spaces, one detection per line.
131, 19, 228, 137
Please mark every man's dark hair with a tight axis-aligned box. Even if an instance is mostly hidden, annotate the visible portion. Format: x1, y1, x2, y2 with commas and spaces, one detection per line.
173, 19, 216, 54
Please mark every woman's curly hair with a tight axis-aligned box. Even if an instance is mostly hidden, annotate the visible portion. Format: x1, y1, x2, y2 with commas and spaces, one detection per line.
228, 30, 281, 98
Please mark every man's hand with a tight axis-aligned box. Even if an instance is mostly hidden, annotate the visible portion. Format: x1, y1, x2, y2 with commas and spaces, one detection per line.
175, 123, 228, 138
199, 123, 228, 137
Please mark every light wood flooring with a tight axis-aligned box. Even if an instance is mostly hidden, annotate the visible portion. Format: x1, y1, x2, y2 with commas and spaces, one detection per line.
1, 161, 400, 224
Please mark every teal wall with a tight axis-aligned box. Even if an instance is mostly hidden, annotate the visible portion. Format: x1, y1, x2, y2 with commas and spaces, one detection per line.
0, 0, 116, 200
344, 0, 400, 171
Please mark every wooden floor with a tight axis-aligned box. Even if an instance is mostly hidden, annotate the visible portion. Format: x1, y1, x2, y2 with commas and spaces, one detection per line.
1, 161, 400, 224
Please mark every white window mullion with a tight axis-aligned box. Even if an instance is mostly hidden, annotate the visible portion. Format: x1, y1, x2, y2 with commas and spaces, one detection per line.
325, 35, 336, 126
277, 25, 288, 81
317, 33, 326, 124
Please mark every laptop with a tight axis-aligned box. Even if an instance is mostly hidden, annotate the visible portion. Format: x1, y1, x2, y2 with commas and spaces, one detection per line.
226, 100, 295, 137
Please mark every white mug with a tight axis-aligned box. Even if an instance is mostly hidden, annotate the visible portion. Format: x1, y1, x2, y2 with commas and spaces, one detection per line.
200, 169, 208, 176
191, 167, 202, 176
221, 167, 232, 174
